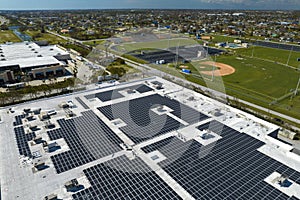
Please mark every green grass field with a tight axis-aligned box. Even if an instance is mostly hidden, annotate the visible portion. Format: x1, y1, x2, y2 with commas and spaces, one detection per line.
0, 30, 22, 43
189, 55, 300, 119
217, 55, 300, 99
116, 38, 197, 52
25, 31, 67, 44
235, 46, 300, 68
210, 35, 236, 43
83, 40, 105, 47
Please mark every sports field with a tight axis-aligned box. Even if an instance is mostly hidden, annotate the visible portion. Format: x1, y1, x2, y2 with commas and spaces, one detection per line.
235, 46, 300, 68
0, 30, 22, 43
115, 38, 197, 52
218, 55, 300, 117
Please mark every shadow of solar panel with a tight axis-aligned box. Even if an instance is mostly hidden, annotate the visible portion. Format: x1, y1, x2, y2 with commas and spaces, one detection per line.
14, 126, 36, 157
48, 110, 123, 174
72, 155, 182, 200
85, 84, 153, 102
141, 122, 300, 200
98, 94, 209, 144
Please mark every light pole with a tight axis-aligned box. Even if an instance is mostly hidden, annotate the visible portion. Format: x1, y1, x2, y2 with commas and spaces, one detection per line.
286, 46, 293, 66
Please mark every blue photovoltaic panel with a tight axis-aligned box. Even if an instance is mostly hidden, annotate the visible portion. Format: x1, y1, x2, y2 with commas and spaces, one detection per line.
99, 94, 209, 143
48, 110, 123, 174
142, 121, 300, 200
72, 155, 182, 200
75, 97, 89, 109
14, 126, 36, 157
85, 84, 153, 102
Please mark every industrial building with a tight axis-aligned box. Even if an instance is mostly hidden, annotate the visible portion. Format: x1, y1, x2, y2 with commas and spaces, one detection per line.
0, 42, 71, 85
0, 77, 299, 199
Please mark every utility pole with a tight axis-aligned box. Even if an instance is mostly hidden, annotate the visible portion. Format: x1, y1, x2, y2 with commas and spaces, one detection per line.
168, 26, 171, 50
286, 46, 293, 66
175, 41, 180, 67
251, 41, 255, 58
211, 54, 216, 81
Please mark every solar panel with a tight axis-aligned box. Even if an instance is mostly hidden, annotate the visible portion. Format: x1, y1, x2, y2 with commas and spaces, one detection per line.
98, 94, 209, 144
72, 155, 182, 200
14, 126, 36, 157
75, 97, 89, 109
48, 110, 123, 174
85, 84, 153, 102
142, 121, 300, 200
13, 114, 25, 126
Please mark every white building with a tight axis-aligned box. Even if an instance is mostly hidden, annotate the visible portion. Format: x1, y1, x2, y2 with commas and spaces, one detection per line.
0, 42, 71, 85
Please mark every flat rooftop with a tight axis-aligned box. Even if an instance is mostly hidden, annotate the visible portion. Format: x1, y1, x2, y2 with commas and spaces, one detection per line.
0, 77, 299, 200
0, 42, 69, 69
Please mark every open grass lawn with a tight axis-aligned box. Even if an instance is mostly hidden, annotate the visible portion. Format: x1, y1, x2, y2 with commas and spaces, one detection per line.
83, 40, 105, 47
25, 31, 67, 44
118, 38, 197, 52
235, 46, 300, 68
217, 55, 299, 99
210, 35, 236, 43
214, 55, 300, 119
0, 30, 21, 43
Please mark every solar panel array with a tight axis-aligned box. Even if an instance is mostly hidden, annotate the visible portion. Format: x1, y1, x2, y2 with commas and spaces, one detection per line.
72, 155, 182, 200
99, 94, 209, 143
75, 97, 89, 109
48, 110, 123, 174
142, 120, 300, 200
14, 126, 36, 157
13, 114, 24, 126
85, 84, 153, 102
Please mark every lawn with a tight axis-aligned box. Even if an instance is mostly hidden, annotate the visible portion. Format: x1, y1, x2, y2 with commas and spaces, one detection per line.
235, 46, 300, 68
117, 38, 197, 52
217, 55, 299, 99
83, 40, 105, 47
25, 31, 67, 44
0, 30, 21, 43
210, 35, 237, 43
